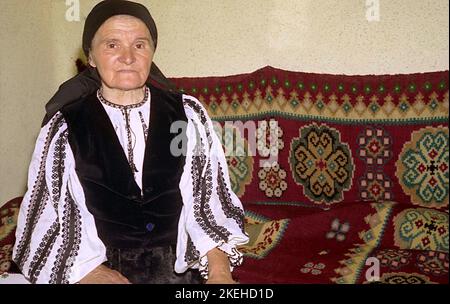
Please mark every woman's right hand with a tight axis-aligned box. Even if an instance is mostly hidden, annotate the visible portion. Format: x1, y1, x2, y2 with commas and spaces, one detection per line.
78, 264, 131, 284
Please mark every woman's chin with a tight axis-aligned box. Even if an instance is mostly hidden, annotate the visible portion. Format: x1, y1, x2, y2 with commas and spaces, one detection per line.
109, 80, 146, 91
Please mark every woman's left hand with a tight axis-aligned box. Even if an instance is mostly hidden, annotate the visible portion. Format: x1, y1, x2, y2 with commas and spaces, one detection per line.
205, 273, 238, 284
205, 247, 238, 284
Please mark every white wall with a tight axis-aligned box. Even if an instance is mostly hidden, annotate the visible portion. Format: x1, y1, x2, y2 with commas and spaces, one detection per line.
0, 0, 55, 206
1, 0, 449, 206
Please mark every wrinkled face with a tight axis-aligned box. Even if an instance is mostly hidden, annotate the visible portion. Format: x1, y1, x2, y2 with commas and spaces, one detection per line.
89, 15, 154, 91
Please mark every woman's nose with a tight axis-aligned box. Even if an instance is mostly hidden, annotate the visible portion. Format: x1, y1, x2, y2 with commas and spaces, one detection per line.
119, 47, 136, 65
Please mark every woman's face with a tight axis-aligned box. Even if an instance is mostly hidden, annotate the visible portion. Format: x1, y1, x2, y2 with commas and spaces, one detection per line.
89, 15, 154, 91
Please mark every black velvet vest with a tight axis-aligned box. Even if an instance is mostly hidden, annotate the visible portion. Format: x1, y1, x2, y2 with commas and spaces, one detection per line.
61, 85, 187, 249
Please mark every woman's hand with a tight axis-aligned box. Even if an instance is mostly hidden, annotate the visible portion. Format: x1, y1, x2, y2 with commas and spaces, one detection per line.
205, 272, 238, 284
78, 264, 131, 284
205, 247, 237, 284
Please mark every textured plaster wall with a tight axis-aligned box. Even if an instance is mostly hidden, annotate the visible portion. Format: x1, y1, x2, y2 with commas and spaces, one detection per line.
0, 0, 54, 206
0, 0, 448, 206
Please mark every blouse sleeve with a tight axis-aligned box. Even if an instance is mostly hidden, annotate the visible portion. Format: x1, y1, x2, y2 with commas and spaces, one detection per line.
12, 113, 106, 284
175, 95, 249, 279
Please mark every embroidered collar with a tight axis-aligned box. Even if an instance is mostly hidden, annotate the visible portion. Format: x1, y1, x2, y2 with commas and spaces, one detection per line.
97, 86, 150, 109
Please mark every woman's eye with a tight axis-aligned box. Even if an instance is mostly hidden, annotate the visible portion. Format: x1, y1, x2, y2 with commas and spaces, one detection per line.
107, 43, 117, 49
136, 43, 145, 49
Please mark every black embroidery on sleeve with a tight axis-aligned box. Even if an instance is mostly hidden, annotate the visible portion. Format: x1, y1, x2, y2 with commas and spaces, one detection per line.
217, 164, 246, 233
50, 188, 82, 284
14, 114, 64, 270
51, 129, 68, 210
27, 129, 69, 283
184, 236, 200, 265
28, 221, 60, 283
191, 122, 231, 243
183, 98, 213, 148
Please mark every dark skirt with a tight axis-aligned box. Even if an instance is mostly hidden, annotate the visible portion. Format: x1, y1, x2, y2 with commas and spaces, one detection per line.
104, 245, 203, 284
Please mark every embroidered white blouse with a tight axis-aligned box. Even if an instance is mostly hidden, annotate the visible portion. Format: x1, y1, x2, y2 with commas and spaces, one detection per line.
12, 88, 249, 284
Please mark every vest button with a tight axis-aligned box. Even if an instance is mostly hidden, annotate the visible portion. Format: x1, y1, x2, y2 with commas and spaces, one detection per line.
146, 222, 155, 232
145, 187, 154, 194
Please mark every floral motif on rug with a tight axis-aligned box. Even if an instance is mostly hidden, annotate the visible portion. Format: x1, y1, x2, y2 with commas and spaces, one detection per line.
357, 126, 392, 166
358, 171, 394, 202
393, 208, 449, 252
258, 162, 288, 198
300, 262, 326, 275
256, 119, 284, 158
395, 126, 449, 209
289, 123, 354, 205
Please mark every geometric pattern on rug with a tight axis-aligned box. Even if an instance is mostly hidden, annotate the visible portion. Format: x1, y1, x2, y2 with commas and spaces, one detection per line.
289, 123, 354, 206
213, 122, 254, 197
416, 251, 449, 276
331, 202, 394, 283
363, 272, 438, 284
395, 126, 449, 209
238, 210, 289, 259
393, 208, 449, 252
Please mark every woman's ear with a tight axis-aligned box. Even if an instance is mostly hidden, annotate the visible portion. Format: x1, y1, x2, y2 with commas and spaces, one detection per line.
88, 52, 96, 68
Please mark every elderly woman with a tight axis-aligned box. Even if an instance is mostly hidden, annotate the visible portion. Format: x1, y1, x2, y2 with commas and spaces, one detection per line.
13, 0, 248, 284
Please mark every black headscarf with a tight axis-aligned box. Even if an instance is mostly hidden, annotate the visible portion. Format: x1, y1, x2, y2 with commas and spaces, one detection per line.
82, 0, 158, 56
42, 0, 176, 126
